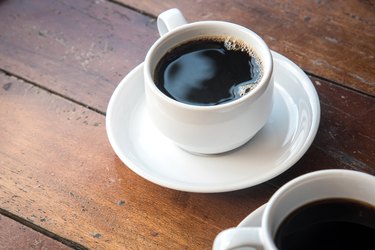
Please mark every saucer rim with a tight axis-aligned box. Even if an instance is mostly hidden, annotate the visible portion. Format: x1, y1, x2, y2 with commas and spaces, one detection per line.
106, 51, 320, 193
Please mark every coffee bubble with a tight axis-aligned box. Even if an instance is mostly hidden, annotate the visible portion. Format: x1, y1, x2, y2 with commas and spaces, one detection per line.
222, 36, 263, 97
238, 84, 257, 96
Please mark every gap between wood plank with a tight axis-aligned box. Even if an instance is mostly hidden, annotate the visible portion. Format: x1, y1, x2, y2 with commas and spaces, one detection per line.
107, 0, 157, 19
305, 70, 375, 99
106, 0, 375, 99
1, 54, 373, 247
0, 208, 88, 250
1, 62, 373, 127
0, 69, 105, 116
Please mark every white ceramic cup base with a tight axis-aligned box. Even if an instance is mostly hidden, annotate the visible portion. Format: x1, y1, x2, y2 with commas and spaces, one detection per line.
144, 9, 274, 154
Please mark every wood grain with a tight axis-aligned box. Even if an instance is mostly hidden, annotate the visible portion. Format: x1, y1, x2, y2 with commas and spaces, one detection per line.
0, 0, 374, 249
1, 70, 374, 249
0, 0, 158, 112
115, 0, 375, 95
0, 0, 373, 118
0, 71, 277, 249
0, 213, 71, 250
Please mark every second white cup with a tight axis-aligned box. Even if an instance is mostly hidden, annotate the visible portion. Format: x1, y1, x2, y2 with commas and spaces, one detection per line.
213, 169, 375, 250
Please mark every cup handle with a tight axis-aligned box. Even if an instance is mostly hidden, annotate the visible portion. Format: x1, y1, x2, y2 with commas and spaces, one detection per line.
213, 227, 264, 250
157, 8, 188, 36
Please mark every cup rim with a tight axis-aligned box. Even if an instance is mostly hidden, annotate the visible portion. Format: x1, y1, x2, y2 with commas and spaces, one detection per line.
261, 169, 375, 249
144, 20, 273, 111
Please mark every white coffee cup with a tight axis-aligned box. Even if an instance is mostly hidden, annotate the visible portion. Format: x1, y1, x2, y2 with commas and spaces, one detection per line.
144, 9, 274, 154
213, 169, 375, 250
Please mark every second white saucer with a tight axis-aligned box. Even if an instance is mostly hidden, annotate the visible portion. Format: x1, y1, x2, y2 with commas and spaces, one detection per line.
106, 51, 320, 193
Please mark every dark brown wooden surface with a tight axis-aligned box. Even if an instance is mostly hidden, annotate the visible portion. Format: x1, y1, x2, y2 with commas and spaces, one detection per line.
0, 0, 157, 112
0, 0, 374, 249
0, 213, 71, 249
116, 0, 375, 95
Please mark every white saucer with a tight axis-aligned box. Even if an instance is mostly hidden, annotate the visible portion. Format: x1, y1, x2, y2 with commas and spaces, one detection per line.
106, 51, 320, 193
238, 204, 267, 227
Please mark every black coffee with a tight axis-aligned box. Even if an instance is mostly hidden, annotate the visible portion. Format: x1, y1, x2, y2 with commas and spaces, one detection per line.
274, 198, 375, 250
154, 37, 262, 106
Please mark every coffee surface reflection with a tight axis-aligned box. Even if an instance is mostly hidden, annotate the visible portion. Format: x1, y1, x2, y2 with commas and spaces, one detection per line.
154, 36, 262, 106
275, 198, 375, 250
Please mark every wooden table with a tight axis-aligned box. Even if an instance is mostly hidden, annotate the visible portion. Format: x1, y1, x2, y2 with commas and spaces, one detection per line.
0, 0, 374, 249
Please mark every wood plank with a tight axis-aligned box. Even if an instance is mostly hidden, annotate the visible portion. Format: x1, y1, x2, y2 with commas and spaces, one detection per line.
0, 213, 71, 250
0, 72, 277, 249
1, 70, 374, 248
0, 0, 159, 112
115, 0, 375, 95
0, 0, 373, 119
